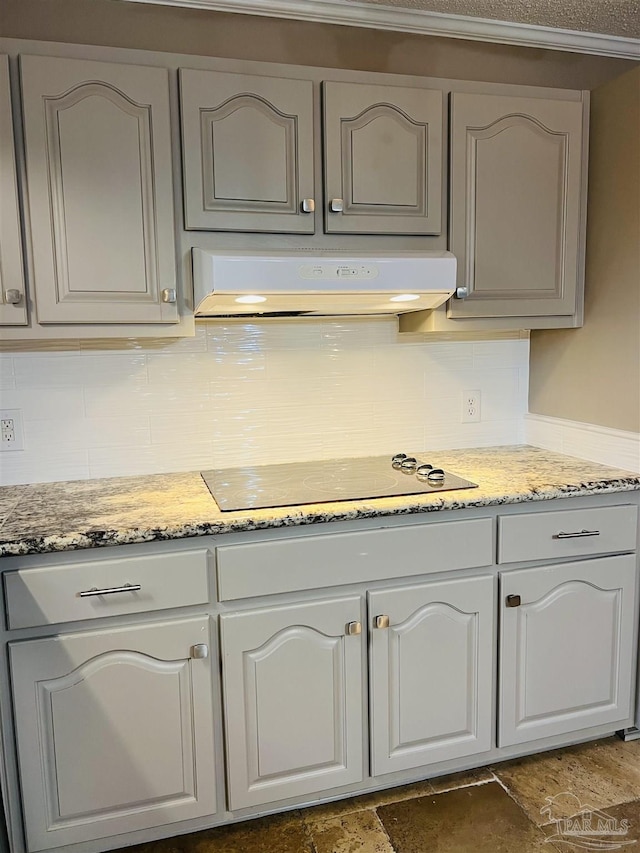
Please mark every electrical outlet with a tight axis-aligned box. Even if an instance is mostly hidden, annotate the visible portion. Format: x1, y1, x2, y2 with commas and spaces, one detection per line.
0, 409, 24, 451
461, 390, 481, 423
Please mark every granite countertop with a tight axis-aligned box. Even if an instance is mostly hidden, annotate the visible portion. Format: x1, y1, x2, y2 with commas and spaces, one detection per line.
1, 445, 639, 558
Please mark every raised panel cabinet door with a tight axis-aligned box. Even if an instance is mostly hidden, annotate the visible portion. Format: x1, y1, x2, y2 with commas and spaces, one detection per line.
10, 617, 217, 852
221, 596, 364, 810
180, 69, 315, 233
0, 56, 27, 325
499, 555, 636, 747
449, 92, 585, 318
20, 55, 178, 324
323, 81, 443, 235
369, 575, 494, 776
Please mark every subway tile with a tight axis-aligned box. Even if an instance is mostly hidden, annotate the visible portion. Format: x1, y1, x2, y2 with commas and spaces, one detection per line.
0, 357, 15, 390
473, 339, 530, 369
13, 353, 148, 389
88, 441, 215, 479
24, 417, 151, 451
0, 449, 90, 486
1, 387, 85, 421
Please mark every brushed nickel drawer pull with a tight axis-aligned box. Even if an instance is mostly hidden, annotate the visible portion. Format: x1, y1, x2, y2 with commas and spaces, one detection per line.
78, 583, 142, 598
346, 621, 362, 636
506, 594, 521, 608
374, 615, 390, 629
553, 529, 601, 539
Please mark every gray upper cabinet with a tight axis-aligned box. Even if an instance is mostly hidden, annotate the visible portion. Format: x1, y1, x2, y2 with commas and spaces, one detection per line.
0, 56, 27, 326
448, 92, 584, 319
323, 81, 443, 235
20, 55, 179, 325
180, 69, 315, 233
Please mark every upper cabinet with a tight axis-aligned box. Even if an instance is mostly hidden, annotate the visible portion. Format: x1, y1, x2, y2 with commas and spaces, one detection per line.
20, 55, 179, 325
448, 92, 585, 320
180, 70, 443, 236
323, 82, 442, 235
180, 70, 315, 233
0, 55, 28, 326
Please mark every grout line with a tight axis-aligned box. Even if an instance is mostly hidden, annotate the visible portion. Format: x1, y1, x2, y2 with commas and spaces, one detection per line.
427, 774, 497, 796
372, 808, 397, 852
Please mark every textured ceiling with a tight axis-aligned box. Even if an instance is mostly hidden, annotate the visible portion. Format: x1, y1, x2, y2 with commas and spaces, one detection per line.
345, 0, 640, 37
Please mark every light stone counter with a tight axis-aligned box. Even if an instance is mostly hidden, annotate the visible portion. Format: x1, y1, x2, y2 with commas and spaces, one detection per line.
1, 445, 639, 557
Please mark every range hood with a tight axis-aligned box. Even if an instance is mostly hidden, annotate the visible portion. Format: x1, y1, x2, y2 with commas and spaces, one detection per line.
192, 249, 457, 318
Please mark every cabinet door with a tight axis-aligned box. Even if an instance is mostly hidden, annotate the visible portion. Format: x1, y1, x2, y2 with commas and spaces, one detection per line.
221, 596, 363, 810
180, 69, 315, 233
20, 55, 178, 325
369, 575, 494, 776
0, 56, 27, 326
449, 92, 584, 318
323, 81, 443, 235
499, 555, 636, 747
10, 617, 217, 852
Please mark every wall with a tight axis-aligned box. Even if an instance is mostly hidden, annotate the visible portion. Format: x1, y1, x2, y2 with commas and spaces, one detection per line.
529, 66, 640, 433
0, 0, 636, 90
0, 322, 528, 485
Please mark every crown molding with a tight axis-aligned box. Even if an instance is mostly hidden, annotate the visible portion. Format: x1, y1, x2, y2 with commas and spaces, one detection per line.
122, 0, 640, 59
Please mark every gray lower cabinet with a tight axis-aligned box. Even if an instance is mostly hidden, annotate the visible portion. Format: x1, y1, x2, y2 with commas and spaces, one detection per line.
0, 56, 27, 326
220, 596, 365, 811
369, 575, 494, 776
448, 91, 585, 320
499, 554, 637, 746
20, 54, 179, 326
10, 617, 217, 852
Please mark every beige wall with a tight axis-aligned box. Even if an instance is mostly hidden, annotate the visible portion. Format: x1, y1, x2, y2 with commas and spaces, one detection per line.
0, 0, 636, 89
529, 65, 640, 432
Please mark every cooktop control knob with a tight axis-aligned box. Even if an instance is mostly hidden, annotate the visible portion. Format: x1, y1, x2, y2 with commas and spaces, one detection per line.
391, 453, 407, 468
400, 457, 417, 472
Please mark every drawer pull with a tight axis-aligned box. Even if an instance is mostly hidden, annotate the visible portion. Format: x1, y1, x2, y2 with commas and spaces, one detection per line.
553, 529, 601, 540
346, 621, 362, 636
78, 583, 142, 598
374, 614, 390, 629
506, 594, 521, 608
190, 643, 209, 659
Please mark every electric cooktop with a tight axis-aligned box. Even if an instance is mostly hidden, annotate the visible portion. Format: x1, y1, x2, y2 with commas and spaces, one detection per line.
201, 453, 478, 512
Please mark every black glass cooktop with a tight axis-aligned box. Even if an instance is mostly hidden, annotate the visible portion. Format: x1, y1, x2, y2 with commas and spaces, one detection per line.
202, 454, 478, 511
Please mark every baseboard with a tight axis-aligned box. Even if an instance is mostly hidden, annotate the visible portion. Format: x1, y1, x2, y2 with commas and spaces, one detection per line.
525, 414, 640, 473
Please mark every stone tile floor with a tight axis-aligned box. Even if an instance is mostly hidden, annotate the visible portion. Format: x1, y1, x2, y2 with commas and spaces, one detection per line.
128, 737, 640, 853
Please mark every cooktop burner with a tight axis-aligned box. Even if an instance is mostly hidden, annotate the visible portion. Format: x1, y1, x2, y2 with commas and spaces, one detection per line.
201, 453, 478, 512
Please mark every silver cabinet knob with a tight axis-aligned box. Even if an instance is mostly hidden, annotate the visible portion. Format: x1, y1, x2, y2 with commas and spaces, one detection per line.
330, 198, 344, 213
190, 643, 209, 659
346, 621, 362, 636
301, 198, 315, 213
161, 288, 177, 304
4, 289, 22, 305
455, 286, 468, 299
374, 615, 390, 629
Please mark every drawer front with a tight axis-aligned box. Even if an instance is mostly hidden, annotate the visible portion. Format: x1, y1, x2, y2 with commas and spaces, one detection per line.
498, 505, 638, 565
4, 550, 210, 629
217, 518, 493, 600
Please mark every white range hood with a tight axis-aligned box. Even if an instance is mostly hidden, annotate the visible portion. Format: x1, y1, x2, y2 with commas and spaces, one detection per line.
192, 249, 457, 318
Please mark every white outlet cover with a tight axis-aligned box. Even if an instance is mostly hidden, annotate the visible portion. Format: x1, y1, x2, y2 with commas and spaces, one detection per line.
0, 409, 25, 451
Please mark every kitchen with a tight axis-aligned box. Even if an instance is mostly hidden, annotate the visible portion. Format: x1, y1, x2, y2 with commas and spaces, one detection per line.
0, 0, 639, 851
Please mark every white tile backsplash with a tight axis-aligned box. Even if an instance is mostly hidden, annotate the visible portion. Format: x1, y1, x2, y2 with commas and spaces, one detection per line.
0, 319, 529, 485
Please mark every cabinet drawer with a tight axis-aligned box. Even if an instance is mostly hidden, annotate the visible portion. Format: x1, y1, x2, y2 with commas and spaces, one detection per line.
216, 518, 493, 600
4, 550, 210, 629
498, 505, 638, 565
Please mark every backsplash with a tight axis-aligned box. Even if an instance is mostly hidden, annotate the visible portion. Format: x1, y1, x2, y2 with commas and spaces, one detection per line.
0, 319, 529, 485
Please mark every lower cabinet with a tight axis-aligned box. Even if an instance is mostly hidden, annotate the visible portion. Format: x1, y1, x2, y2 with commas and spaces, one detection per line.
220, 597, 365, 811
10, 617, 218, 852
221, 577, 495, 809
369, 575, 494, 776
499, 555, 637, 746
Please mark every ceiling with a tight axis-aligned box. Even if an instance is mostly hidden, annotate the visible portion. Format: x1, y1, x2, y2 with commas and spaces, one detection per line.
345, 0, 640, 38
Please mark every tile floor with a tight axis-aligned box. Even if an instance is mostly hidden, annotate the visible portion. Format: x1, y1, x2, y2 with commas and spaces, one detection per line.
127, 737, 640, 853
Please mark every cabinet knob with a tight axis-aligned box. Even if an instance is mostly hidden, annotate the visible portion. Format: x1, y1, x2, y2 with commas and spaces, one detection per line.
330, 198, 344, 213
374, 614, 390, 629
161, 288, 177, 304
190, 643, 209, 659
455, 286, 468, 300
346, 621, 362, 636
4, 289, 22, 305
506, 594, 522, 608
301, 198, 315, 213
